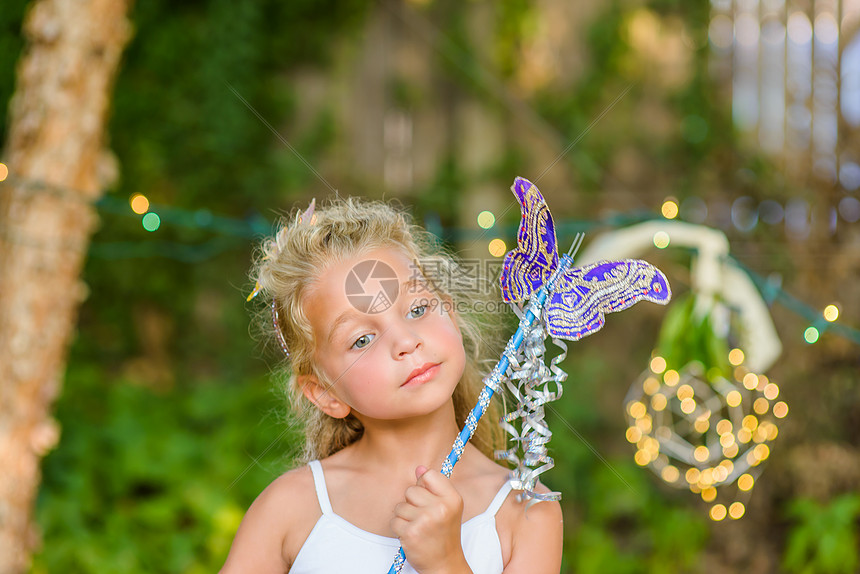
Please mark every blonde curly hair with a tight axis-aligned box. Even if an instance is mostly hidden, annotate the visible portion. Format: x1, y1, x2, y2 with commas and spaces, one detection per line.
251, 197, 506, 464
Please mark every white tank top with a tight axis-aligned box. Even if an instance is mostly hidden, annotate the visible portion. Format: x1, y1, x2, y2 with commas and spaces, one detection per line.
289, 460, 511, 574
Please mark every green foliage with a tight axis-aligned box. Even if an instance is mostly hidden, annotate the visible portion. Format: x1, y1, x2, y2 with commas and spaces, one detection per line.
32, 365, 300, 573
656, 293, 731, 377
783, 494, 860, 574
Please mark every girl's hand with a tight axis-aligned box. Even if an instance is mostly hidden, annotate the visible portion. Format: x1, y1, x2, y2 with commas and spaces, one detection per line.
390, 466, 473, 574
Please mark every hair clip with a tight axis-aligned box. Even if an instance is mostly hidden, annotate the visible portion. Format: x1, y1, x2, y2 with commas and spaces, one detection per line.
247, 198, 317, 359
271, 300, 290, 358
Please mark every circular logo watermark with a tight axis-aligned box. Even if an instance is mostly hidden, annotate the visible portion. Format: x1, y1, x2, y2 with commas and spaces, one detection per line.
345, 259, 399, 314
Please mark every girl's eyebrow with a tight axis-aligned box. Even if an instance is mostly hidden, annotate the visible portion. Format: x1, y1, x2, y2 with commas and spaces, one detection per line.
328, 310, 363, 344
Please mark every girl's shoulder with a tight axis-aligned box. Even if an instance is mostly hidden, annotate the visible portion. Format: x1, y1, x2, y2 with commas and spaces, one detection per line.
220, 464, 321, 573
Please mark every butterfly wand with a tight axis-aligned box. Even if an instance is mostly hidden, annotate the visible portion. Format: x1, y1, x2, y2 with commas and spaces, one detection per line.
387, 177, 671, 573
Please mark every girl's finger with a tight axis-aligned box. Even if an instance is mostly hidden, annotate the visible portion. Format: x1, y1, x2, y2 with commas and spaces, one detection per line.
404, 484, 434, 506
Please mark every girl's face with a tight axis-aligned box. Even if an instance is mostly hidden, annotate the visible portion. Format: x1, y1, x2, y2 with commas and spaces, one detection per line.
300, 247, 466, 423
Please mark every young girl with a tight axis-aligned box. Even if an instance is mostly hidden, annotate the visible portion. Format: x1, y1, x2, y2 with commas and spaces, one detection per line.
220, 198, 563, 574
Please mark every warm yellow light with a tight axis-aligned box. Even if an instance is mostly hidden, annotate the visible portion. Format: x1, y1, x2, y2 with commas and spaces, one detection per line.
754, 444, 770, 460
720, 433, 735, 447
823, 304, 839, 322
653, 231, 671, 249
661, 465, 680, 482
712, 465, 728, 483
694, 446, 710, 462
729, 502, 746, 519
763, 383, 779, 400
754, 398, 770, 415
727, 390, 742, 407
0, 162, 8, 182
651, 394, 668, 411
661, 199, 679, 219
488, 238, 507, 257
764, 422, 779, 440
677, 384, 694, 400
130, 193, 150, 214
710, 504, 727, 521
626, 427, 642, 443
738, 473, 754, 491
628, 401, 647, 418
742, 415, 758, 430
680, 398, 697, 414
643, 376, 661, 395
650, 356, 667, 373
663, 369, 680, 386
701, 487, 717, 502
686, 468, 701, 483
753, 427, 768, 443
742, 373, 759, 390
720, 459, 734, 474
634, 450, 651, 466
694, 417, 710, 433
728, 348, 745, 366
477, 210, 496, 229
773, 401, 789, 419
737, 428, 752, 443
723, 443, 739, 457
636, 416, 653, 432
716, 419, 733, 435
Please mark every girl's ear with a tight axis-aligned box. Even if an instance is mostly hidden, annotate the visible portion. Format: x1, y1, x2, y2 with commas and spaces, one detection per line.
299, 374, 351, 419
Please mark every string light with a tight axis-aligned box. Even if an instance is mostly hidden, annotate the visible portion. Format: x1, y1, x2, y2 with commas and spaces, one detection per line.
488, 238, 506, 257
142, 212, 161, 232
661, 199, 679, 219
477, 210, 496, 229
804, 326, 820, 343
625, 358, 785, 520
130, 193, 150, 215
823, 304, 839, 322
653, 231, 671, 248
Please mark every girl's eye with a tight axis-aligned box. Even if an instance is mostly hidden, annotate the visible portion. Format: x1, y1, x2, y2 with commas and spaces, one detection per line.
409, 304, 427, 319
351, 334, 374, 350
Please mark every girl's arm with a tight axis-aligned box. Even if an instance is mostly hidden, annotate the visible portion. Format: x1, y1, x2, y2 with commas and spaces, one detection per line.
219, 471, 314, 574
502, 488, 563, 574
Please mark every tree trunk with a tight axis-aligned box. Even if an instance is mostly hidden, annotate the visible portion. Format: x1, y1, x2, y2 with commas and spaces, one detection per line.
0, 1, 133, 571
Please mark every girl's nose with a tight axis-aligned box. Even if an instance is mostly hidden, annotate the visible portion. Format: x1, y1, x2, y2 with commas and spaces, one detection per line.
392, 325, 422, 357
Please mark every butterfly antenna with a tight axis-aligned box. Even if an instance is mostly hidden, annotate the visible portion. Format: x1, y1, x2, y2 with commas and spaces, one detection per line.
566, 232, 585, 259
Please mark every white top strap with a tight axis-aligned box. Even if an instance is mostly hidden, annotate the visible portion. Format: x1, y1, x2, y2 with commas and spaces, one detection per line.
307, 460, 333, 515
485, 480, 513, 516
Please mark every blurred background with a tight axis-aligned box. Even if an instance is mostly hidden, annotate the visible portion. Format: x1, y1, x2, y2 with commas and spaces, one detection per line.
1, 0, 859, 572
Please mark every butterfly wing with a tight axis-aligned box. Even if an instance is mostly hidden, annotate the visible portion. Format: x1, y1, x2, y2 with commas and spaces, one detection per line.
545, 259, 671, 340
500, 177, 560, 303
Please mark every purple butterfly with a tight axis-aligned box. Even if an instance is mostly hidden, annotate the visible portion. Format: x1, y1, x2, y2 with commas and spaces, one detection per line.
500, 177, 671, 340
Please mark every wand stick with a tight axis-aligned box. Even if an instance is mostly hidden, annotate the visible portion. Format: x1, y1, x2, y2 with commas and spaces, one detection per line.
386, 235, 584, 574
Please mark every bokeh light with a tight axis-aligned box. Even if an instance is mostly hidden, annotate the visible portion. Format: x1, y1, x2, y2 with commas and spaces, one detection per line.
803, 326, 819, 343
142, 212, 161, 232
0, 162, 8, 182
823, 304, 839, 322
710, 504, 727, 521
728, 348, 745, 366
488, 238, 506, 257
477, 210, 495, 229
653, 231, 670, 249
662, 199, 679, 219
130, 193, 150, 214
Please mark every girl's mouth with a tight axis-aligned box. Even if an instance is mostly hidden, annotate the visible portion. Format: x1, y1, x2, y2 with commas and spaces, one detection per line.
402, 363, 440, 387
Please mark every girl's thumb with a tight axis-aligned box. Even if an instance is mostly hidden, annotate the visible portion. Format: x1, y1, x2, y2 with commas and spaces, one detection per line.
415, 465, 429, 480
